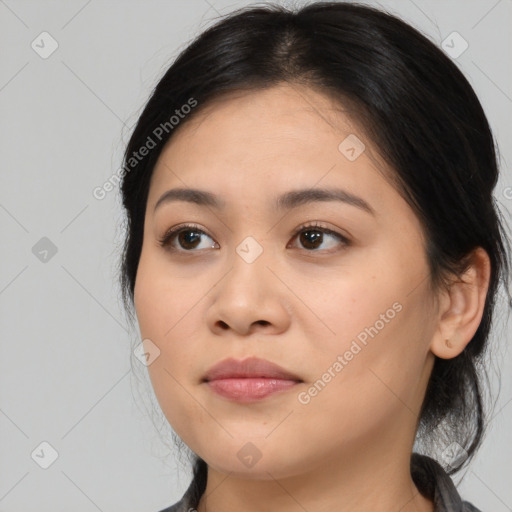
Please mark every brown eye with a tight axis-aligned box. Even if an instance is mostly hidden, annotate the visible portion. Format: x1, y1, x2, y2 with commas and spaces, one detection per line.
289, 223, 350, 252
175, 229, 203, 250
298, 229, 325, 249
158, 224, 218, 252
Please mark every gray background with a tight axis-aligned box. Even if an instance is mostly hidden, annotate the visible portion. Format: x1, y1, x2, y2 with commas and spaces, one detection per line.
0, 0, 511, 511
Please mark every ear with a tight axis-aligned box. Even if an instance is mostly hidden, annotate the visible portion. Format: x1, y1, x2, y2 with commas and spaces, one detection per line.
430, 247, 491, 359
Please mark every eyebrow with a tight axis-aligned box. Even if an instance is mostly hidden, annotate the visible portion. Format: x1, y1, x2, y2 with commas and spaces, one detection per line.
153, 187, 376, 216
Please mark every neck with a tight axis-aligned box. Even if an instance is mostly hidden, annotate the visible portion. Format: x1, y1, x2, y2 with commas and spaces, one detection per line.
196, 430, 434, 512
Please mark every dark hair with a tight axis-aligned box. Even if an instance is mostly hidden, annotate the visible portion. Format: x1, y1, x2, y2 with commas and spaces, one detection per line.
118, 0, 511, 489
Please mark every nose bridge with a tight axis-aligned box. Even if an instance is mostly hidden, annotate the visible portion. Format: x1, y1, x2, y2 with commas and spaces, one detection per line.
205, 233, 288, 335
235, 234, 267, 266
223, 233, 270, 301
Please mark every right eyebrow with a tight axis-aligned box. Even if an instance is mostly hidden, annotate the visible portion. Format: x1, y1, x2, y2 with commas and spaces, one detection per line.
154, 188, 225, 213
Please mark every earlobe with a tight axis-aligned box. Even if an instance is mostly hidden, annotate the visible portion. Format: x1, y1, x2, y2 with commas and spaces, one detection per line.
429, 247, 491, 360
431, 336, 461, 360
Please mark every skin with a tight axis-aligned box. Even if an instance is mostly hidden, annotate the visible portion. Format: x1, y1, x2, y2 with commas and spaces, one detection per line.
133, 83, 491, 512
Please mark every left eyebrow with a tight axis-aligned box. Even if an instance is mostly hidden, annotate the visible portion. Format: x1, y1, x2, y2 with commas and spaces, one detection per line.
153, 186, 376, 216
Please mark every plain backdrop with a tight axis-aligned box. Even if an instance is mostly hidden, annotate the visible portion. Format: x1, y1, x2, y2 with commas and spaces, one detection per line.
0, 0, 511, 511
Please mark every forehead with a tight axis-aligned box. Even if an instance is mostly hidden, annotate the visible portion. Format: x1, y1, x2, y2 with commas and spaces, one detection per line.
166, 84, 366, 154
148, 83, 393, 211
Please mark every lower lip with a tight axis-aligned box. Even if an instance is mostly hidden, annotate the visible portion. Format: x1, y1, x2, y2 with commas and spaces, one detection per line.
205, 378, 300, 402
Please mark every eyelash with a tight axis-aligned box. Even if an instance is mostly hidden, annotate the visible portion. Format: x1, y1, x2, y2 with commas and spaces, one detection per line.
158, 221, 351, 255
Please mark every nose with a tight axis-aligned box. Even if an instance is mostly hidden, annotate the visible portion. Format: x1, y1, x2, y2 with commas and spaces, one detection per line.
205, 244, 291, 337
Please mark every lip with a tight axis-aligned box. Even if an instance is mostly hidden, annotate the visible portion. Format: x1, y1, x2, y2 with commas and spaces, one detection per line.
202, 357, 303, 402
203, 356, 302, 382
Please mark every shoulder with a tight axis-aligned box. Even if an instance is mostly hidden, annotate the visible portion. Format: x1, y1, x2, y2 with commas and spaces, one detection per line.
462, 500, 483, 512
156, 497, 194, 512
156, 502, 189, 512
156, 475, 201, 512
156, 503, 181, 512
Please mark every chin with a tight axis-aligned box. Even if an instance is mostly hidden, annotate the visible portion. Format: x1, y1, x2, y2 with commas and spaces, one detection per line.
200, 443, 307, 480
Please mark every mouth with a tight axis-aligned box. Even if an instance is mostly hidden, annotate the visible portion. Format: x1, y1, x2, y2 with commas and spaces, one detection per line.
202, 356, 303, 402
205, 377, 301, 402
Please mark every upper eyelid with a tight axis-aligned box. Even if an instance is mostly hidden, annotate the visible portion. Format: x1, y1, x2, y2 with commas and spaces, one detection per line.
162, 222, 345, 239
159, 222, 211, 243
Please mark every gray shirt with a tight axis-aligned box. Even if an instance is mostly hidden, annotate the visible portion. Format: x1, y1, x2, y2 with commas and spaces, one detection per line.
157, 453, 482, 512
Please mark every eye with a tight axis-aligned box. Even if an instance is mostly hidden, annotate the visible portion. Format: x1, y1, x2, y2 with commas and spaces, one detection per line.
288, 221, 350, 252
158, 221, 350, 254
158, 223, 218, 252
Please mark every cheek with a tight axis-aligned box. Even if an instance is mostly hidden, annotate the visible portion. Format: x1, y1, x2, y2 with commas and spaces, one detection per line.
134, 252, 206, 400
305, 261, 431, 392
134, 271, 203, 383
134, 251, 199, 340
312, 286, 433, 429
300, 270, 386, 346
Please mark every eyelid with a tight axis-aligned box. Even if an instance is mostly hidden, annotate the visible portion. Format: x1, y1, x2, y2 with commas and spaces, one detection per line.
292, 221, 350, 242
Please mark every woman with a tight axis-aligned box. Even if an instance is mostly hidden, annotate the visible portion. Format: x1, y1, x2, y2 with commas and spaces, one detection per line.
118, 2, 511, 511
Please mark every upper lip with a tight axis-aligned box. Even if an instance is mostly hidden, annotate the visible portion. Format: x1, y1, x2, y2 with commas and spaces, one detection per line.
203, 356, 302, 382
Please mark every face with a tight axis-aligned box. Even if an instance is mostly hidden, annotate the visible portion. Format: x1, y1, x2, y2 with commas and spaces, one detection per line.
134, 83, 438, 479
